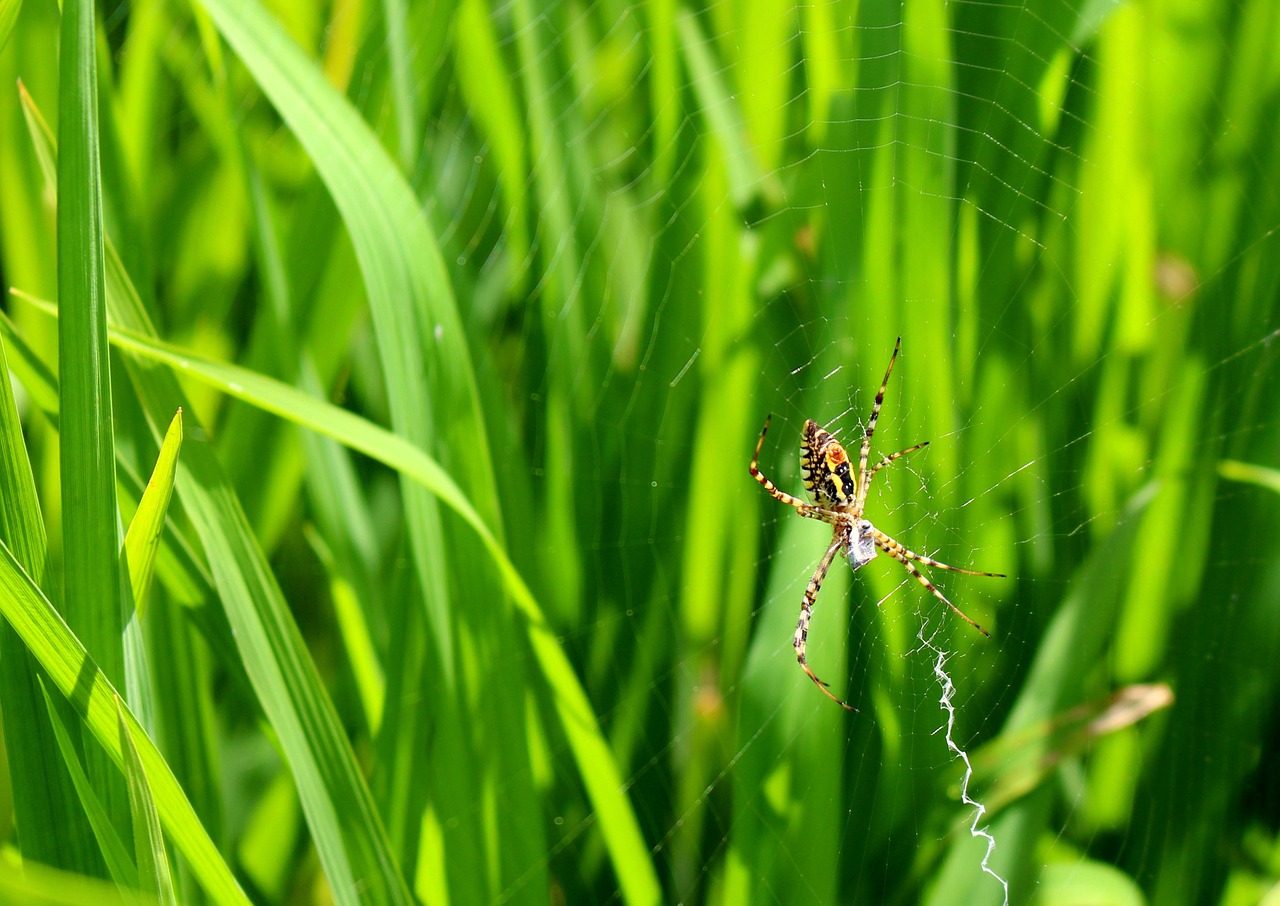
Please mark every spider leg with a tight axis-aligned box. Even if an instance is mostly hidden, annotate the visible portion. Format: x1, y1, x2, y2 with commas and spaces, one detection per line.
751, 414, 836, 522
871, 529, 1005, 577
873, 533, 992, 637
856, 336, 903, 511
794, 535, 857, 710
859, 440, 929, 503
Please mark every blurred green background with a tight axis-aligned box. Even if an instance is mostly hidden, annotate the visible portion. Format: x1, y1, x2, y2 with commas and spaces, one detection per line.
0, 0, 1278, 903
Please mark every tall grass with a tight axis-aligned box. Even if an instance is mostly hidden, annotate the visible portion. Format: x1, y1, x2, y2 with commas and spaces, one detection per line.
1, 1, 1278, 904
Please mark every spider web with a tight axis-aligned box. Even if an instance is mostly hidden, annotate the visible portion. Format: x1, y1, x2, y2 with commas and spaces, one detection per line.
384, 0, 1280, 903
47, 0, 1280, 904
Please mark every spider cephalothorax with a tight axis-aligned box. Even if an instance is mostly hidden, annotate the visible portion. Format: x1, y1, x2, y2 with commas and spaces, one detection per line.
750, 337, 1005, 710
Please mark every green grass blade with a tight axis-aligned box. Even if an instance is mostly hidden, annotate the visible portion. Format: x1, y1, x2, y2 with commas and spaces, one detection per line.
16, 79, 56, 189
20, 290, 490, 557
1218, 459, 1280, 496
21, 288, 662, 904
676, 8, 761, 209
55, 0, 128, 842
123, 409, 182, 619
167, 447, 409, 906
0, 304, 97, 872
306, 530, 384, 734
0, 0, 20, 55
117, 699, 177, 905
0, 541, 249, 905
71, 0, 660, 879
90, 311, 494, 546
454, 0, 529, 280
0, 858, 158, 906
19, 74, 416, 900
0, 323, 46, 579
8, 316, 407, 902
38, 679, 139, 890
189, 20, 525, 889
0, 308, 223, 622
198, 0, 477, 689
379, 0, 418, 168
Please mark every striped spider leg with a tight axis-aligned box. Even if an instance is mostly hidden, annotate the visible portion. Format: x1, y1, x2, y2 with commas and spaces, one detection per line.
749, 337, 1006, 710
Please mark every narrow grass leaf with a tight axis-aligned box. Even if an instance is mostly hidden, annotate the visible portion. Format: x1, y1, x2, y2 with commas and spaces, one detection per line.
191, 21, 518, 889
0, 544, 249, 905
123, 409, 183, 619
0, 322, 46, 583
16, 79, 56, 189
56, 0, 128, 838
677, 8, 761, 208
453, 0, 528, 278
21, 290, 662, 904
952, 684, 1173, 821
117, 699, 177, 905
1219, 459, 1280, 496
0, 854, 158, 906
0, 307, 59, 415
380, 0, 419, 168
0, 309, 220, 616
306, 529, 384, 734
16, 292, 490, 554
0, 305, 96, 872
0, 0, 20, 55
4, 28, 110, 885
198, 0, 473, 690
19, 79, 415, 901
38, 679, 138, 890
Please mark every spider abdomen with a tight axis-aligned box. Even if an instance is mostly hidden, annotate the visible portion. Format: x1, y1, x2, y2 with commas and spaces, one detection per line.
801, 419, 856, 508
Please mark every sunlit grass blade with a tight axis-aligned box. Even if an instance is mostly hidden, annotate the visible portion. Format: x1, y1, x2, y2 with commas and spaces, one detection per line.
16, 79, 55, 188
20, 287, 663, 905
454, 0, 528, 281
13, 290, 492, 553
380, 0, 418, 169
1218, 459, 1280, 496
117, 699, 177, 905
56, 0, 129, 847
306, 529, 384, 735
39, 679, 138, 890
0, 331, 42, 564
188, 3, 526, 887
676, 8, 761, 208
198, 0, 479, 689
0, 0, 19, 55
116, 371, 410, 906
18, 81, 414, 904
0, 853, 159, 906
0, 542, 249, 905
0, 301, 95, 872
123, 409, 182, 619
0, 308, 224, 622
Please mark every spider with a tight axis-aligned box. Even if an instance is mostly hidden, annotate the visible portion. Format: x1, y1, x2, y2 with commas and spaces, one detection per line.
749, 337, 1005, 710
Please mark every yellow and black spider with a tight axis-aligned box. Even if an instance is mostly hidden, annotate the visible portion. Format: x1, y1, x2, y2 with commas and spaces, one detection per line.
749, 337, 1005, 710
